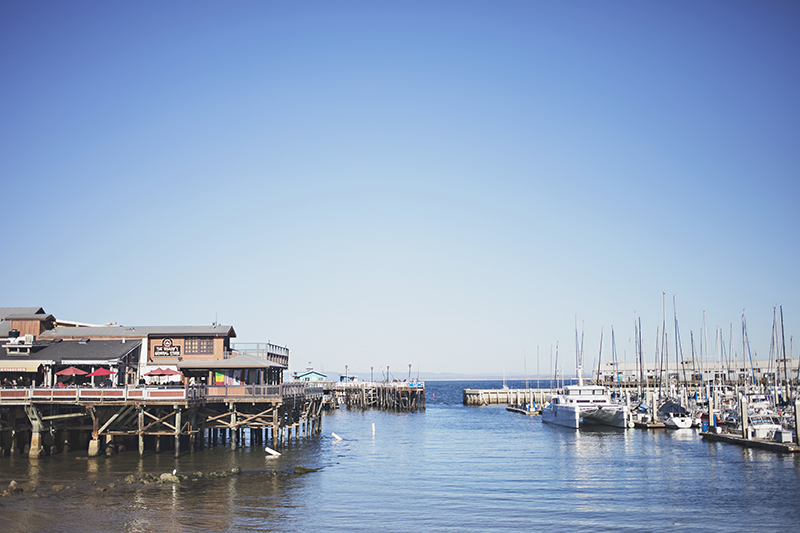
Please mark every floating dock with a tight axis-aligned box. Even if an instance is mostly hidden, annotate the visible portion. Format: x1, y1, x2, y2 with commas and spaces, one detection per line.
700, 431, 800, 453
506, 404, 540, 415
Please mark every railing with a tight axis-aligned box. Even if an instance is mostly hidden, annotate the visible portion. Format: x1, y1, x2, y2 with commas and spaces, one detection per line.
0, 387, 193, 402
203, 384, 280, 399
0, 383, 323, 403
329, 380, 425, 390
230, 342, 290, 367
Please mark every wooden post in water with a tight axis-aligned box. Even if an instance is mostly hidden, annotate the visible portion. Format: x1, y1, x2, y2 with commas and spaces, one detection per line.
709, 385, 716, 428
190, 411, 196, 453
138, 406, 145, 455
740, 395, 749, 439
174, 408, 181, 457
794, 400, 800, 444
230, 411, 237, 450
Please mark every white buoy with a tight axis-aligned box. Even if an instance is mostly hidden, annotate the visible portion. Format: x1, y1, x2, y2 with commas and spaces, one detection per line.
332, 432, 343, 441
265, 446, 281, 456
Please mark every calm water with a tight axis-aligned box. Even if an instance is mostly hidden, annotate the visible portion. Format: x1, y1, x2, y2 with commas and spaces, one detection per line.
2, 380, 800, 532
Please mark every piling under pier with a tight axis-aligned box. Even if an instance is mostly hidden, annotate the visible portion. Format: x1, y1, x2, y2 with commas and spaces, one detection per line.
0, 383, 324, 458
325, 382, 425, 411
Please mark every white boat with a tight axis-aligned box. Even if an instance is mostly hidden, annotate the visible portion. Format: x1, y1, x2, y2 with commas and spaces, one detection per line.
658, 400, 693, 429
541, 383, 628, 429
663, 412, 693, 429
742, 412, 784, 440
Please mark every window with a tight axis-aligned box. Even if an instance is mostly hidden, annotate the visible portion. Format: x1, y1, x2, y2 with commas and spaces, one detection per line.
185, 337, 214, 355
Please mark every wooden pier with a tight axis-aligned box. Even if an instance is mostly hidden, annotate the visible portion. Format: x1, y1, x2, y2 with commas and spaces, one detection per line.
325, 381, 425, 411
0, 383, 323, 458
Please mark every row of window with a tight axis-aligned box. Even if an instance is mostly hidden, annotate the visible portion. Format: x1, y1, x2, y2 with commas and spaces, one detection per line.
185, 337, 214, 355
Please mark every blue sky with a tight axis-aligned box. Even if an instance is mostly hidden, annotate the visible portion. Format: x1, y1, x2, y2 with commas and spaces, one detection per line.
2, 1, 798, 377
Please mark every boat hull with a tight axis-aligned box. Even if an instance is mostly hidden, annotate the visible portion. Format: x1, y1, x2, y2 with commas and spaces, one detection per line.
541, 404, 581, 428
541, 404, 628, 429
664, 415, 693, 429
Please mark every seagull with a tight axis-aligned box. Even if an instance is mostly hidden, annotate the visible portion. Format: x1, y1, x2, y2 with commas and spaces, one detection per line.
172, 469, 177, 475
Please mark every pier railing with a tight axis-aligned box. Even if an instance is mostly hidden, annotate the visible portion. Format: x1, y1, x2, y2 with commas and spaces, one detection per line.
0, 383, 324, 403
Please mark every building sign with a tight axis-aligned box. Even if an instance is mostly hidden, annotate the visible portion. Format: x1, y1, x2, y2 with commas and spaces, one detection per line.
153, 338, 181, 358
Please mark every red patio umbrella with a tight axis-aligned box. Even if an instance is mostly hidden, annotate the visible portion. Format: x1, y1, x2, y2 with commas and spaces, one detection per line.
56, 366, 88, 376
86, 368, 116, 377
144, 367, 182, 376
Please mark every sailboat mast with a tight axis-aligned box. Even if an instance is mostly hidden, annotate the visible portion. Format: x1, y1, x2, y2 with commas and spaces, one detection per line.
634, 315, 640, 395
691, 331, 697, 387
575, 316, 580, 385
639, 317, 645, 391
655, 326, 661, 401
781, 306, 789, 401
703, 311, 709, 389
658, 292, 669, 400
612, 326, 622, 397
596, 327, 604, 385
674, 295, 680, 400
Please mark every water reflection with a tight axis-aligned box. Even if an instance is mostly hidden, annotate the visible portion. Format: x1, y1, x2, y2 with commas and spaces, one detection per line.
3, 384, 800, 533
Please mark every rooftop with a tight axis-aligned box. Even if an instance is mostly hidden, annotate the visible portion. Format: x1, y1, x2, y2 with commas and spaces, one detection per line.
41, 325, 237, 339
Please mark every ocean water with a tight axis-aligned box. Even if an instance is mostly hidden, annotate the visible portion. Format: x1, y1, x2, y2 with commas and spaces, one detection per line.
2, 380, 800, 532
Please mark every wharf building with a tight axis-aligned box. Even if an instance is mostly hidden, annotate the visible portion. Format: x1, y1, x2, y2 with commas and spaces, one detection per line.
595, 357, 798, 389
0, 307, 322, 458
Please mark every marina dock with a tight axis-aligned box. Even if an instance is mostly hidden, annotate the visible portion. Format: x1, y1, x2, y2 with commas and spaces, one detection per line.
700, 431, 800, 453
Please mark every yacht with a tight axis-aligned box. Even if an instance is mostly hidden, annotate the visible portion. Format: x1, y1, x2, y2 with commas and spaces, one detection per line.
541, 382, 629, 429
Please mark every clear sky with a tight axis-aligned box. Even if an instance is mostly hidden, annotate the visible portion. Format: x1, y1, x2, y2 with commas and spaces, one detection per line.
2, 1, 798, 378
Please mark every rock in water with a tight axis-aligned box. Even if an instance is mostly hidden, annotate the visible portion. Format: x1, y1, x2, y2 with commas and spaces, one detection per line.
159, 473, 180, 483
293, 466, 319, 475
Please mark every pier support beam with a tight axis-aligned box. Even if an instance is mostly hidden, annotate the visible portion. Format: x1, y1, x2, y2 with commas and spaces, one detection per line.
230, 411, 237, 450
88, 438, 101, 457
138, 407, 145, 455
88, 406, 101, 457
24, 406, 45, 458
174, 408, 181, 458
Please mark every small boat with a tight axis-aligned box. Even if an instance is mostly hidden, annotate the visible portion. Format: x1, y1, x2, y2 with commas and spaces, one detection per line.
658, 400, 693, 429
663, 412, 693, 429
506, 402, 539, 415
742, 412, 784, 440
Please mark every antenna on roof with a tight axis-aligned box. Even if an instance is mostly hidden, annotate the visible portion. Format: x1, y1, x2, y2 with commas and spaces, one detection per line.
212, 312, 218, 327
